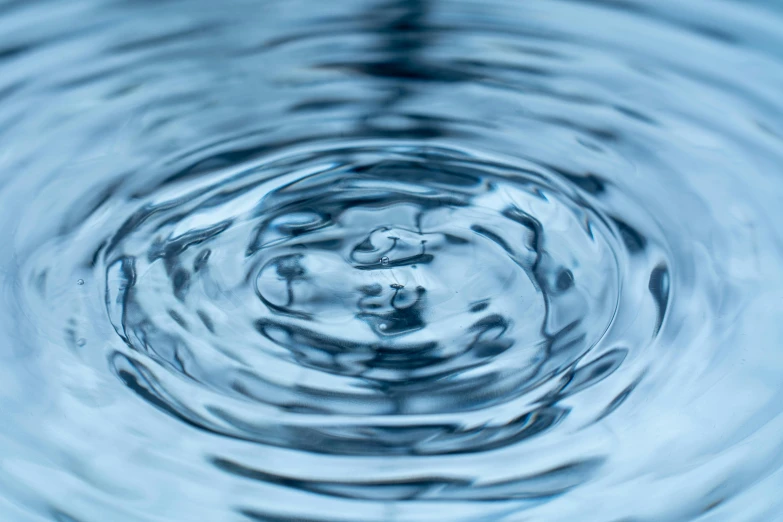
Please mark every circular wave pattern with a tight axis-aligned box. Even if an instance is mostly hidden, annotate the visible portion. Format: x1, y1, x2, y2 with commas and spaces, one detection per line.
1, 0, 783, 521
106, 144, 627, 452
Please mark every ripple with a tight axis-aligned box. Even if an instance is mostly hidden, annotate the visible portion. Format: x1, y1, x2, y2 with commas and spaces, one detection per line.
101, 144, 626, 455
1, 0, 783, 521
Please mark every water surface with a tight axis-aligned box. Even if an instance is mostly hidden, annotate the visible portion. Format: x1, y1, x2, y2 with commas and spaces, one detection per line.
1, 0, 783, 520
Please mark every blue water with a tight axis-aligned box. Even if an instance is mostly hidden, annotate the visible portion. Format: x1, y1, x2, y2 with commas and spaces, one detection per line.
1, 0, 783, 520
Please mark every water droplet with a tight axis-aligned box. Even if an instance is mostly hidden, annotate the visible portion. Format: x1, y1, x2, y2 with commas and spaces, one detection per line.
379, 323, 387, 331
76, 338, 86, 346
380, 256, 390, 266
77, 279, 84, 285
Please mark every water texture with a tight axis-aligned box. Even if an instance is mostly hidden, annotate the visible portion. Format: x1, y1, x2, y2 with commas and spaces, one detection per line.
1, 0, 783, 520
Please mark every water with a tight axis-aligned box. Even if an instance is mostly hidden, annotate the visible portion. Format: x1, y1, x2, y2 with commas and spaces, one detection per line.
1, 0, 783, 520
